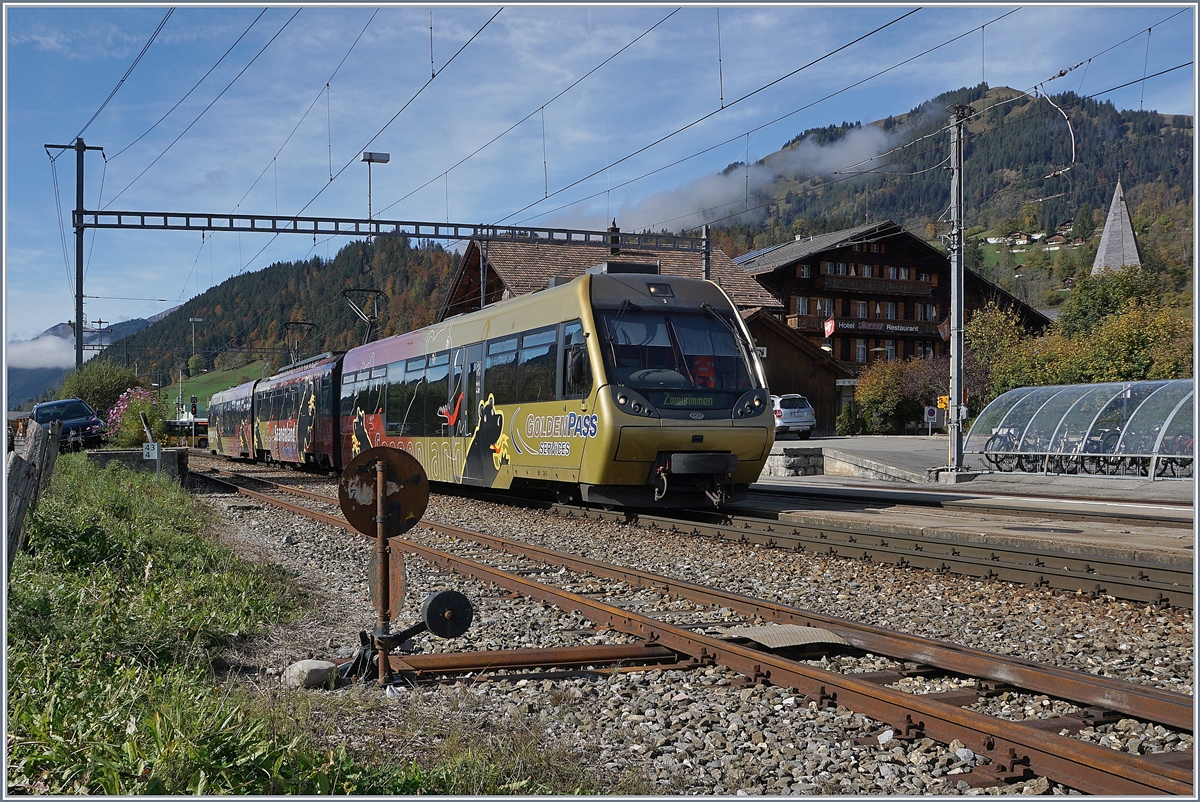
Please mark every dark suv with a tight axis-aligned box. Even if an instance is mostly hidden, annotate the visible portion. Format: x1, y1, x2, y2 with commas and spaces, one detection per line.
31, 398, 106, 450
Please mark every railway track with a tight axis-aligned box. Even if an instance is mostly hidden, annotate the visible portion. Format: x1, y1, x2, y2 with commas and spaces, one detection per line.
745, 484, 1193, 529
558, 505, 1194, 610
197, 466, 1193, 795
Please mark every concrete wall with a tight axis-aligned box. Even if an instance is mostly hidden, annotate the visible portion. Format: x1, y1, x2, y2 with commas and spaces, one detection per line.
762, 447, 824, 477
85, 448, 189, 485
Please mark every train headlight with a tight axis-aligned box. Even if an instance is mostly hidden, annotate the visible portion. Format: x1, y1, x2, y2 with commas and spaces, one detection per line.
632, 402, 643, 413
617, 394, 628, 406
752, 396, 763, 408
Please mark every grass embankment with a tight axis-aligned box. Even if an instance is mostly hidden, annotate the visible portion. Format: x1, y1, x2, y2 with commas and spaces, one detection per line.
157, 361, 266, 417
7, 456, 603, 794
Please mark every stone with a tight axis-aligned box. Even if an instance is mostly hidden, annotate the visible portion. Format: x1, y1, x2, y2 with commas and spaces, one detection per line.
281, 659, 337, 689
1021, 776, 1051, 795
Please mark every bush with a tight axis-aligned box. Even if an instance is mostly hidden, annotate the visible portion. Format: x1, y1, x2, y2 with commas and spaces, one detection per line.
104, 387, 173, 447
854, 360, 915, 434
58, 359, 142, 414
835, 404, 856, 436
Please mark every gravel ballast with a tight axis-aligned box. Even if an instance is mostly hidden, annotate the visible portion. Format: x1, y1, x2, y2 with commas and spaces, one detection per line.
194, 468, 1193, 795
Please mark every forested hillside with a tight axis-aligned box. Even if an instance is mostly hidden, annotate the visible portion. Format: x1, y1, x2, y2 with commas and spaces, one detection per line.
705, 84, 1193, 267
101, 237, 459, 386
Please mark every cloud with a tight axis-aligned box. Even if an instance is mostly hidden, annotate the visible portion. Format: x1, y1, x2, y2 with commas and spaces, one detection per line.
618, 122, 898, 232
6, 336, 94, 369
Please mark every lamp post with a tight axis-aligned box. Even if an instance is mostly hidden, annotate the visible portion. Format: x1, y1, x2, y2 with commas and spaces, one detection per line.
361, 151, 390, 231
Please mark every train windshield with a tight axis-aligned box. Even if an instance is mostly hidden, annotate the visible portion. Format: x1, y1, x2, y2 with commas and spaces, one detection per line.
596, 307, 757, 409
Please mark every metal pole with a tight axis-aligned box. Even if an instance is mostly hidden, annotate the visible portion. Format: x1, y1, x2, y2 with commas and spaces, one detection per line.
74, 138, 85, 370
374, 459, 391, 683
702, 224, 711, 281
947, 104, 973, 472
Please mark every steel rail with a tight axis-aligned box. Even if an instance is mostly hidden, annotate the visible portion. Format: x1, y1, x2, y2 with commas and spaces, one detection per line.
389, 642, 681, 679
417, 520, 1196, 734
201, 473, 1192, 795
558, 505, 1193, 608
208, 467, 1194, 730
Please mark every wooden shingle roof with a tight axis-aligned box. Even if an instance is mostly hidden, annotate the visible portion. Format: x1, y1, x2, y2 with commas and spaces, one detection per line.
439, 239, 781, 321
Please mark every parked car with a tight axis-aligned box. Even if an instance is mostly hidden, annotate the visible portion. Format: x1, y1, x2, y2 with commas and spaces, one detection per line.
31, 398, 106, 450
772, 394, 815, 439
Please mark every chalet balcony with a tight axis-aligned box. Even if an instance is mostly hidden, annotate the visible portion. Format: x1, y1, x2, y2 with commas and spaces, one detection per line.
812, 274, 932, 296
787, 314, 941, 337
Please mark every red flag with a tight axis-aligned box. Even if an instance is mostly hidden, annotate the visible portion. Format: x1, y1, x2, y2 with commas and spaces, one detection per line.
937, 318, 951, 341
823, 315, 836, 338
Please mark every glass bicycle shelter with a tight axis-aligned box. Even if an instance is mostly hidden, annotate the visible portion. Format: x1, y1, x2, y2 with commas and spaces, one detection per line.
964, 380, 1194, 480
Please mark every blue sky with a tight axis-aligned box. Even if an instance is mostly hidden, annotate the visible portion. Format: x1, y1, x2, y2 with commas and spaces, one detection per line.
4, 4, 1195, 368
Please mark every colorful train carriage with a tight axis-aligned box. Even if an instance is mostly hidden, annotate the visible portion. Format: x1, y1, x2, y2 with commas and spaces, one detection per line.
338, 267, 773, 506
208, 380, 257, 459
251, 353, 342, 468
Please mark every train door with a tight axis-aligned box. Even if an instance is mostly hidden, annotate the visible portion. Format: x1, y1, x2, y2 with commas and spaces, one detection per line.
460, 343, 485, 482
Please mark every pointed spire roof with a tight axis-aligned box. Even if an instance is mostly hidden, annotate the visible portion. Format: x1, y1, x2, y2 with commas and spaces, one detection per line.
1091, 180, 1141, 275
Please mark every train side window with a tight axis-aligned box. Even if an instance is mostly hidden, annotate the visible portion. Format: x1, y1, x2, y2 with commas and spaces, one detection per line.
384, 361, 411, 435
517, 327, 557, 403
425, 351, 451, 436
485, 336, 518, 405
466, 343, 483, 435
561, 320, 591, 399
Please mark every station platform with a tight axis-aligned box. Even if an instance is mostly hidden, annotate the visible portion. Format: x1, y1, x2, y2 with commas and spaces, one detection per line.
744, 435, 1194, 566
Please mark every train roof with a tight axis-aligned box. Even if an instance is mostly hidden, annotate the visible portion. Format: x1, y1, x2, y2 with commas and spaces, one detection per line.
257, 352, 342, 389
342, 271, 743, 372
209, 378, 257, 402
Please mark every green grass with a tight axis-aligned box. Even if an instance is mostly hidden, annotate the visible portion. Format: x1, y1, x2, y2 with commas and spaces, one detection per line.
6, 456, 619, 794
157, 361, 265, 417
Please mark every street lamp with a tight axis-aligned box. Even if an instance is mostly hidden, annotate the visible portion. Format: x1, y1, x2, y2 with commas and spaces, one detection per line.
361, 151, 390, 225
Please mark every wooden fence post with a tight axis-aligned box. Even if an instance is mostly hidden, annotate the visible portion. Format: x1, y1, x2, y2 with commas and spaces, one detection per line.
6, 420, 63, 579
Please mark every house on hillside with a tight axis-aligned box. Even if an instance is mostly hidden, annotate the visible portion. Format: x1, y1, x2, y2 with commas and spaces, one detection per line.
734, 220, 1051, 367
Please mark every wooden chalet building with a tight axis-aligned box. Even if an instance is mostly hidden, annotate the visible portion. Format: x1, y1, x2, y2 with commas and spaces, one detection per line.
437, 235, 780, 321
735, 220, 1050, 368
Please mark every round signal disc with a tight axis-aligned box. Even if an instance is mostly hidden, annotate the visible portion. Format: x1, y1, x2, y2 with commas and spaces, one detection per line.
339, 446, 429, 538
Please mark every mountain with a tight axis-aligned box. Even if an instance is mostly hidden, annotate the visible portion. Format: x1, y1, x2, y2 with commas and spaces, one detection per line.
702, 84, 1193, 266
7, 317, 155, 409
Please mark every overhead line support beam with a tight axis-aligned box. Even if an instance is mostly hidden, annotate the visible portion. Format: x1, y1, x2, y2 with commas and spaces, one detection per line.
75, 210, 707, 252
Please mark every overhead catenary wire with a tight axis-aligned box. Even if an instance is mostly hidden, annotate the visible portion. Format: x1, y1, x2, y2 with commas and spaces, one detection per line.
495, 8, 921, 225
72, 8, 174, 142
104, 8, 303, 209
515, 8, 1018, 227
219, 8, 502, 355
108, 9, 268, 161
377, 7, 679, 218
230, 7, 378, 214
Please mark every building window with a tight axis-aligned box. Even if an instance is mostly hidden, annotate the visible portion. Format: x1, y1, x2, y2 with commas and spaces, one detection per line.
863, 264, 874, 278
794, 296, 809, 316
917, 341, 934, 358
853, 243, 861, 251
917, 303, 938, 321
836, 262, 848, 276
855, 339, 867, 363
887, 266, 898, 280
885, 302, 897, 320
817, 297, 835, 316
797, 264, 812, 278
822, 261, 834, 274
898, 267, 910, 280
885, 340, 896, 361
918, 272, 930, 283
855, 300, 868, 318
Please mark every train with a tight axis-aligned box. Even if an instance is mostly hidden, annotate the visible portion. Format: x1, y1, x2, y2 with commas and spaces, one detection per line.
208, 264, 774, 506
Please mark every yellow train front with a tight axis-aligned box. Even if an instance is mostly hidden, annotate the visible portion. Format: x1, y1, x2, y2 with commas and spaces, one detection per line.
339, 264, 774, 507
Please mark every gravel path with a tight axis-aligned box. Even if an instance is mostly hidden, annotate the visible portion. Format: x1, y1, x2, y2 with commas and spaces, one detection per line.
193, 466, 1193, 795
